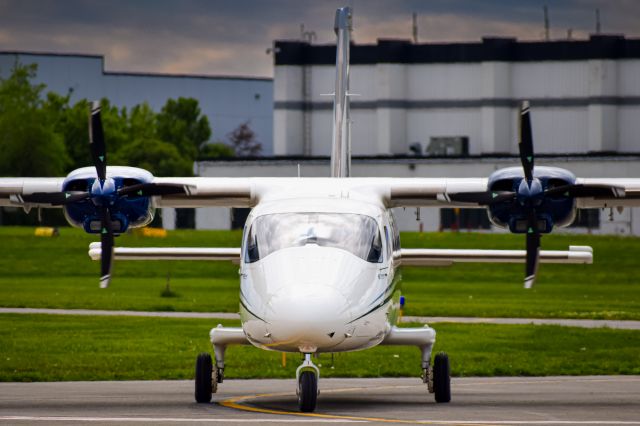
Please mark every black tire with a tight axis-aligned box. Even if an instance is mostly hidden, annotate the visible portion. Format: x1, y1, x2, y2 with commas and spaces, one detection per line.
195, 352, 213, 403
298, 371, 318, 412
433, 352, 451, 403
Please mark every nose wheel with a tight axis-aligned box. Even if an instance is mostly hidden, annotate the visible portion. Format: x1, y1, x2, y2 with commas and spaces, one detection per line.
296, 353, 320, 412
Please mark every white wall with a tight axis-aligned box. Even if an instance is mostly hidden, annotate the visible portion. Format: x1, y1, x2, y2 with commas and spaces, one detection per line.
274, 55, 640, 158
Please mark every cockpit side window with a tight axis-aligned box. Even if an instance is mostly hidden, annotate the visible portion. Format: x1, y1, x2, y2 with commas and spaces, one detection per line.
367, 229, 383, 263
245, 224, 260, 263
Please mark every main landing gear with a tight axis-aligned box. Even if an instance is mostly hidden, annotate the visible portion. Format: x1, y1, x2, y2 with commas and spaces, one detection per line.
424, 352, 451, 403
194, 352, 221, 404
296, 353, 320, 412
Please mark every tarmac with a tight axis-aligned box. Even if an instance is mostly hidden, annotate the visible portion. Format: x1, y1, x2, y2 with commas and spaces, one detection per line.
1, 376, 639, 425
2, 308, 639, 330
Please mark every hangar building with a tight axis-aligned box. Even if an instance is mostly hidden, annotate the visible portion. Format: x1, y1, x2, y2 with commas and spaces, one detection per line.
196, 35, 640, 235
0, 51, 273, 154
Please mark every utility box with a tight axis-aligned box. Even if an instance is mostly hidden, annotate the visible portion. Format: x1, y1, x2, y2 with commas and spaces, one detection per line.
426, 136, 469, 156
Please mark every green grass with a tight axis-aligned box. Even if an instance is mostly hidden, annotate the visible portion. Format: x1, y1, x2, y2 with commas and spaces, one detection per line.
1, 314, 638, 382
0, 226, 639, 319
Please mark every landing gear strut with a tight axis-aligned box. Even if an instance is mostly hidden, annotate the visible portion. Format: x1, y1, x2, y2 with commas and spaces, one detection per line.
296, 353, 319, 412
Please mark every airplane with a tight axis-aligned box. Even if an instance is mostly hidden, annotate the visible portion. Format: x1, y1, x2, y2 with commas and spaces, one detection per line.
1, 6, 640, 413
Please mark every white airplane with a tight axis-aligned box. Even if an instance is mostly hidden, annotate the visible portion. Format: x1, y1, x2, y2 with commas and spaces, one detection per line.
2, 6, 640, 413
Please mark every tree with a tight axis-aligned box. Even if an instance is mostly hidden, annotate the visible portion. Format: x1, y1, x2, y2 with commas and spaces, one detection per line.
0, 63, 69, 176
111, 102, 193, 177
199, 142, 235, 159
227, 121, 262, 157
157, 97, 211, 160
43, 92, 89, 172
112, 138, 193, 177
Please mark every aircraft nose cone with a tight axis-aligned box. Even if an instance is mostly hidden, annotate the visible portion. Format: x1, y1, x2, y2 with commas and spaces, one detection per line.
267, 285, 351, 351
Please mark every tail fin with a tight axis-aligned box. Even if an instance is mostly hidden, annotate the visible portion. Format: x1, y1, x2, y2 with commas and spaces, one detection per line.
330, 6, 352, 178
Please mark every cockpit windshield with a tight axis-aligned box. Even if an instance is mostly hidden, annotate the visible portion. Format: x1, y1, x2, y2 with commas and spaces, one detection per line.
244, 213, 383, 264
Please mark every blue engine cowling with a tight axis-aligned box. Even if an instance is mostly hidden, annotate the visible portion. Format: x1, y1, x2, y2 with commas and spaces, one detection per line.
61, 166, 156, 234
487, 166, 577, 234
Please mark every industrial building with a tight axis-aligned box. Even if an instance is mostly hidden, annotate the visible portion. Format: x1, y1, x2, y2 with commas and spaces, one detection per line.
194, 35, 640, 235
0, 51, 273, 153
2, 36, 640, 235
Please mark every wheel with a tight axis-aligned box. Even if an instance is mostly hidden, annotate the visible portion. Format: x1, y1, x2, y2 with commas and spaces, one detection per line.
433, 352, 451, 403
298, 371, 318, 412
195, 352, 213, 403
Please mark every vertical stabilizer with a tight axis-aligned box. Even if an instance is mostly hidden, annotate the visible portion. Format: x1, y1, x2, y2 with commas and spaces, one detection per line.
330, 6, 352, 178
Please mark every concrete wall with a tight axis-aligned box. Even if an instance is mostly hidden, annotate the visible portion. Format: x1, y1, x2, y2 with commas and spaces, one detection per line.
274, 49, 640, 158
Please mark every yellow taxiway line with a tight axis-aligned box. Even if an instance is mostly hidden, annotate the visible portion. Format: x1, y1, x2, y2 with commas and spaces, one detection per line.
219, 383, 499, 426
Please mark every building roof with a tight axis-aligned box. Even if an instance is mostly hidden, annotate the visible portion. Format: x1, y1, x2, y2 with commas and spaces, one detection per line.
0, 50, 272, 82
275, 35, 640, 65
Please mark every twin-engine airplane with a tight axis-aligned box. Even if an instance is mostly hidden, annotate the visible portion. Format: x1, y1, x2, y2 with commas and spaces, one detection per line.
2, 7, 640, 413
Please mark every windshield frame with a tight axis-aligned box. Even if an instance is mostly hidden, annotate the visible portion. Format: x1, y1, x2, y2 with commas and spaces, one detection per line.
243, 212, 384, 264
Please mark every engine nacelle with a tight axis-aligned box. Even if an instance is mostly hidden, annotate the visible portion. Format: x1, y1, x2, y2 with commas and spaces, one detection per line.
487, 166, 577, 233
62, 166, 156, 234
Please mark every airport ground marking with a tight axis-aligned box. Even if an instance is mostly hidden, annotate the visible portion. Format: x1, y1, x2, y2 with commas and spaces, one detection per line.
0, 416, 360, 423
219, 378, 640, 426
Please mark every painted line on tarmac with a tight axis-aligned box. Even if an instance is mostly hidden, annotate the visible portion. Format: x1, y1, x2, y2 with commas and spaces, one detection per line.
218, 380, 640, 426
0, 416, 361, 423
219, 384, 501, 426
2, 308, 639, 329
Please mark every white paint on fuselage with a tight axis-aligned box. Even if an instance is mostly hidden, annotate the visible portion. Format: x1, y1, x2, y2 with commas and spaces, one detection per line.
238, 195, 399, 354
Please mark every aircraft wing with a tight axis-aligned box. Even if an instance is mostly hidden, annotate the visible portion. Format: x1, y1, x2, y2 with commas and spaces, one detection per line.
0, 178, 67, 207
383, 177, 640, 208
0, 176, 254, 209
574, 178, 640, 208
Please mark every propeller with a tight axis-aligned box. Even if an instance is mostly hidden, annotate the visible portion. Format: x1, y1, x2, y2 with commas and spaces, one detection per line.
518, 102, 541, 288
19, 101, 191, 288
89, 101, 115, 289
446, 101, 625, 288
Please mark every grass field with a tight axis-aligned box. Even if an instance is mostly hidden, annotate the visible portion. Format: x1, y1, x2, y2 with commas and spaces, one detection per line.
0, 226, 639, 319
1, 226, 639, 381
1, 314, 638, 382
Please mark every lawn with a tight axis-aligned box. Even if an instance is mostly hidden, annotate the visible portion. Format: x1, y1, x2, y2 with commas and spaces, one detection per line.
1, 314, 638, 382
0, 227, 639, 319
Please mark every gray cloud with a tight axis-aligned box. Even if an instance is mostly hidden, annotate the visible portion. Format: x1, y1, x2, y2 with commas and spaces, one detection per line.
0, 0, 638, 77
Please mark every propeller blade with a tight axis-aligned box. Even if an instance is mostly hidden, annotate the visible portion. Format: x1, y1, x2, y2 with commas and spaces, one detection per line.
20, 191, 89, 205
544, 183, 625, 199
99, 206, 114, 289
447, 191, 516, 205
89, 101, 107, 182
519, 101, 534, 183
524, 209, 540, 289
118, 183, 190, 198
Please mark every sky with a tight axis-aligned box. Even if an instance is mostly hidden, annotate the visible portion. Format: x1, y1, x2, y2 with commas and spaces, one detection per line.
0, 0, 639, 78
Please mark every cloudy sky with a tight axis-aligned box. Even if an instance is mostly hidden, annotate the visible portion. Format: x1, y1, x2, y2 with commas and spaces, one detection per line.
0, 0, 638, 78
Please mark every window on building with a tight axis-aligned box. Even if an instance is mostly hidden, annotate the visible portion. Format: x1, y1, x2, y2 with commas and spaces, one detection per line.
232, 208, 251, 229
570, 209, 600, 229
176, 209, 195, 229
440, 208, 491, 230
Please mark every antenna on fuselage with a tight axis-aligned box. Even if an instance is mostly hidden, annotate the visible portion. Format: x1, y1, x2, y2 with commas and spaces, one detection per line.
330, 6, 352, 178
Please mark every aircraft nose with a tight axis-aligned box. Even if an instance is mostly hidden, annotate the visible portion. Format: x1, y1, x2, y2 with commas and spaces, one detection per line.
266, 285, 351, 351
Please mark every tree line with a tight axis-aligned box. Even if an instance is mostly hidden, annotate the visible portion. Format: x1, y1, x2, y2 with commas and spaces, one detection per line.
0, 63, 262, 178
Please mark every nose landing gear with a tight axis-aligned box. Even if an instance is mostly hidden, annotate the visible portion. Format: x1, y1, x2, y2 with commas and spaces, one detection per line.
296, 353, 320, 412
